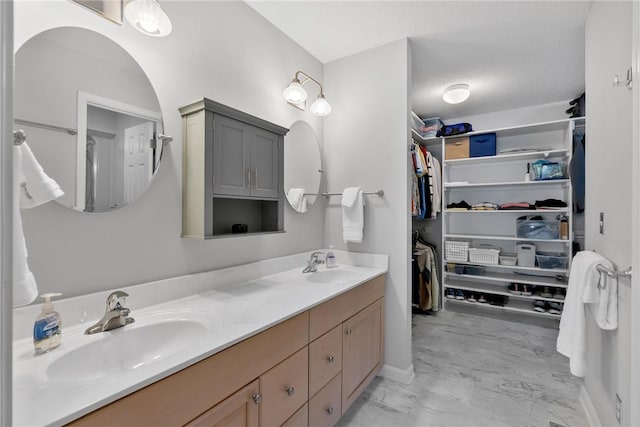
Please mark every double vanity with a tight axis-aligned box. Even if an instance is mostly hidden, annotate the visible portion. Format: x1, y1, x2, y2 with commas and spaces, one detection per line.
13, 250, 387, 426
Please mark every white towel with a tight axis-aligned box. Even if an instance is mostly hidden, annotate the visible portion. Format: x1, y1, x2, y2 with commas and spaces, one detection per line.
583, 258, 618, 331
286, 188, 307, 212
13, 142, 64, 307
342, 187, 365, 243
557, 251, 611, 377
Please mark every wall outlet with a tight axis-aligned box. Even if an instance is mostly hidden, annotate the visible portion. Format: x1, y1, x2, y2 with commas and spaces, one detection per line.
615, 393, 622, 424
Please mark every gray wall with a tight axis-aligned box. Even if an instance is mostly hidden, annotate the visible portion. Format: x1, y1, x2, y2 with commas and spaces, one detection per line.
585, 2, 633, 426
15, 1, 326, 299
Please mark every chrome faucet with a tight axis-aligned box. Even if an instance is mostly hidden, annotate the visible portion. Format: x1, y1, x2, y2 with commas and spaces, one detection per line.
85, 291, 135, 335
303, 251, 325, 273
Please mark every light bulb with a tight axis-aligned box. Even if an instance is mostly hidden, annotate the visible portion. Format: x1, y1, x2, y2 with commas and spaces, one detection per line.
443, 84, 471, 104
283, 80, 308, 105
125, 0, 172, 37
310, 95, 331, 116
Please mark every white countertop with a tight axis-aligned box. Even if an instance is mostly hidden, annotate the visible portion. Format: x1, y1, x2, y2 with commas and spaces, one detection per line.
13, 250, 387, 426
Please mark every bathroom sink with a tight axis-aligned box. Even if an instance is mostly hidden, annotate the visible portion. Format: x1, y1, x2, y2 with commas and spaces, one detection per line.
305, 268, 360, 284
46, 319, 206, 382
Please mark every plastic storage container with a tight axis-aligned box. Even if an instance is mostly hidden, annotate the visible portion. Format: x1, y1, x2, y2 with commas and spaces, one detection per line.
536, 252, 569, 269
516, 216, 560, 240
445, 240, 469, 262
468, 245, 500, 265
499, 253, 518, 266
444, 137, 470, 160
469, 133, 497, 157
531, 160, 567, 180
421, 117, 445, 138
517, 243, 536, 267
465, 265, 485, 275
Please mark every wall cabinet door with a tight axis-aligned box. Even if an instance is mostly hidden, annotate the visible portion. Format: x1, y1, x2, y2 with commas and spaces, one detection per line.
250, 126, 280, 199
212, 115, 250, 197
341, 299, 384, 413
185, 379, 260, 427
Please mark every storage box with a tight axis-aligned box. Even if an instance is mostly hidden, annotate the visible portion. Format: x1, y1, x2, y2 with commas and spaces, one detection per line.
468, 245, 500, 265
469, 133, 497, 157
445, 137, 470, 160
445, 240, 469, 262
465, 265, 485, 275
422, 117, 445, 138
536, 252, 569, 269
517, 243, 536, 267
499, 253, 518, 266
516, 216, 560, 240
531, 160, 567, 180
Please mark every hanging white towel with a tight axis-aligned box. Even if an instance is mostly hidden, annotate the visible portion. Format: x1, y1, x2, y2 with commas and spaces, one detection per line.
583, 258, 618, 331
557, 251, 611, 377
13, 142, 64, 307
342, 187, 365, 243
286, 188, 308, 212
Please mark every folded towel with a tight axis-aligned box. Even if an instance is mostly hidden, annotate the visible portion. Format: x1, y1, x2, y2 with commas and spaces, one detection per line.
583, 258, 618, 330
286, 188, 308, 212
557, 251, 611, 377
342, 187, 365, 243
13, 142, 64, 307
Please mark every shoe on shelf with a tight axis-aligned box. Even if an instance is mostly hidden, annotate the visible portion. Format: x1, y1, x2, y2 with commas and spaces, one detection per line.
540, 287, 553, 298
455, 290, 465, 300
521, 285, 533, 296
508, 283, 522, 295
533, 300, 546, 313
468, 293, 477, 303
547, 302, 563, 315
445, 288, 456, 299
553, 288, 565, 300
478, 294, 487, 303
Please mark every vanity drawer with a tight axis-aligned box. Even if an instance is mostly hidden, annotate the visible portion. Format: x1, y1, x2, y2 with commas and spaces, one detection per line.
309, 324, 342, 397
260, 346, 309, 427
309, 373, 342, 427
282, 403, 309, 427
309, 275, 385, 341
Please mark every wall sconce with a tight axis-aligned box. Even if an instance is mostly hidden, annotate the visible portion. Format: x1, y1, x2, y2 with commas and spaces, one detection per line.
443, 83, 471, 104
283, 71, 332, 116
125, 0, 172, 37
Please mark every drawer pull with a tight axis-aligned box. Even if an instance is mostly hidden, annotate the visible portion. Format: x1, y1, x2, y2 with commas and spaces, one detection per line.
327, 355, 335, 363
326, 407, 334, 415
252, 393, 262, 404
345, 328, 352, 335
286, 386, 295, 396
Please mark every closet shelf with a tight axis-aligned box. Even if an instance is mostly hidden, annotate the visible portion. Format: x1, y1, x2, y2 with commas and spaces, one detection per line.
444, 297, 562, 319
443, 282, 566, 303
445, 233, 571, 244
443, 149, 569, 166
441, 118, 576, 140
444, 179, 570, 189
411, 129, 441, 146
443, 260, 569, 275
444, 271, 568, 288
443, 209, 569, 214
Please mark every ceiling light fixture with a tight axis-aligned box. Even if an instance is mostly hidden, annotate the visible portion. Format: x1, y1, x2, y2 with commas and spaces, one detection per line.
283, 71, 331, 116
443, 83, 471, 104
125, 0, 172, 37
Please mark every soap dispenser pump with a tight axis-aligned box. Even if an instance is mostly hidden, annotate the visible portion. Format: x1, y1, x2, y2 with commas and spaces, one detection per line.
33, 293, 62, 355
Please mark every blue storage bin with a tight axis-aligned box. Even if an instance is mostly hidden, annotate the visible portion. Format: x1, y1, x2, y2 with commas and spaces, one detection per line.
469, 133, 497, 157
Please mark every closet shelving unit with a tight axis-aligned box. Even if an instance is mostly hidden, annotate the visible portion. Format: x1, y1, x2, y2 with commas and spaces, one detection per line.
440, 117, 584, 321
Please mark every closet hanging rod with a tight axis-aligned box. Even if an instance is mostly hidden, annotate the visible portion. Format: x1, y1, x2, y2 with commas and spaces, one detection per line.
14, 118, 77, 136
13, 129, 26, 145
596, 264, 632, 279
320, 190, 384, 197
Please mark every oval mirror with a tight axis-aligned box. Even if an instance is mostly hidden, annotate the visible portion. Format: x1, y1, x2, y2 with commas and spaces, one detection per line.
14, 27, 165, 213
284, 121, 322, 213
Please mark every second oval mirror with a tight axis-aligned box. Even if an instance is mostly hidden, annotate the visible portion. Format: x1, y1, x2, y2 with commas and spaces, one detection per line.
284, 121, 322, 213
14, 27, 166, 213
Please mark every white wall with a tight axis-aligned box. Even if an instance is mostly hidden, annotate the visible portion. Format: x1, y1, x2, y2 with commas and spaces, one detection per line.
585, 2, 633, 426
15, 0, 326, 299
323, 39, 413, 380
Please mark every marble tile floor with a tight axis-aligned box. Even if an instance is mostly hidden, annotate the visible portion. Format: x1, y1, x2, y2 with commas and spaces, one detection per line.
337, 311, 587, 427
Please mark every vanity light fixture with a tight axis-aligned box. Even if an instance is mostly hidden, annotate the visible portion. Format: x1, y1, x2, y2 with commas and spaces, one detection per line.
124, 0, 172, 37
443, 83, 471, 104
283, 71, 332, 116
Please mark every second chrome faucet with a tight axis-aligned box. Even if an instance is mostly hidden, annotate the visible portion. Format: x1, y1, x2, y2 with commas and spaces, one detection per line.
85, 291, 135, 335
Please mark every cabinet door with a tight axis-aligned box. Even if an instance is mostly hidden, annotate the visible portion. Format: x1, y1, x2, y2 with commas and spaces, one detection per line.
249, 126, 280, 199
213, 115, 250, 196
342, 299, 384, 413
185, 379, 260, 427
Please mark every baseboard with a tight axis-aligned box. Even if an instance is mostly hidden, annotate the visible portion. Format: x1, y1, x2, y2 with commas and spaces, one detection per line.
580, 386, 603, 427
378, 363, 415, 384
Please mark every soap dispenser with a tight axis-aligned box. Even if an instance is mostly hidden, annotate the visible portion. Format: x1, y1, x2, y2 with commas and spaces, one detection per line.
326, 246, 337, 268
33, 293, 62, 355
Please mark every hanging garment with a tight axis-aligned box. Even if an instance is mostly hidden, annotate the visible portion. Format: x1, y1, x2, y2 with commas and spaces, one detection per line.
430, 156, 442, 219
414, 240, 440, 311
411, 172, 420, 216
570, 132, 585, 212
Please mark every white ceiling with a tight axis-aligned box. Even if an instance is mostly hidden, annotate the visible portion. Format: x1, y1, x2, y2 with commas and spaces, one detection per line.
246, 1, 591, 119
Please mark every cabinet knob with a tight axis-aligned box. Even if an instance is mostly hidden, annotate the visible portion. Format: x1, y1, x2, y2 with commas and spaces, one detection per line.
345, 328, 352, 335
252, 393, 262, 404
326, 407, 334, 416
327, 355, 335, 363
286, 386, 295, 396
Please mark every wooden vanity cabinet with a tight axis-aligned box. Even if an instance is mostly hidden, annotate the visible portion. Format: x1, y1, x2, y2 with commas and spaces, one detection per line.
67, 275, 385, 427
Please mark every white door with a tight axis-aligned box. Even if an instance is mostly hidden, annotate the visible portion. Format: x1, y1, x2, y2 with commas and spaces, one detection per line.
123, 122, 152, 205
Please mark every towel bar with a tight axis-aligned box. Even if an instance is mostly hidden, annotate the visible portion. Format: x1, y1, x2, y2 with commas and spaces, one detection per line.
596, 264, 632, 279
321, 190, 384, 197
